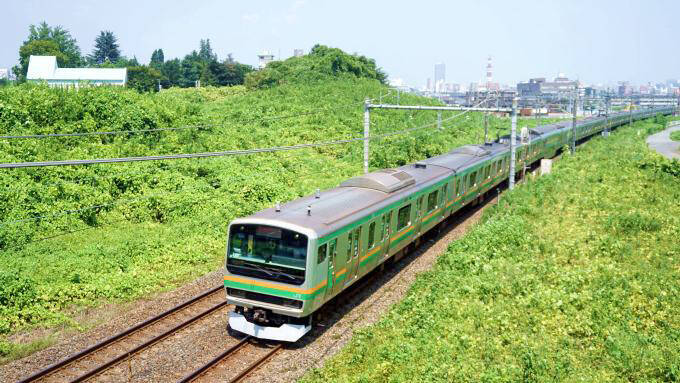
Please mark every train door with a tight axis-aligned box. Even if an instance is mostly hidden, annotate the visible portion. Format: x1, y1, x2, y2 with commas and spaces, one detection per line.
383, 211, 393, 258
326, 239, 342, 297
345, 226, 362, 285
415, 195, 425, 237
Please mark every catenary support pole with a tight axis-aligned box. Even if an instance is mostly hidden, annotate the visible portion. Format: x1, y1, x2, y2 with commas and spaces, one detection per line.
363, 98, 370, 174
629, 98, 633, 127
437, 110, 442, 130
509, 97, 517, 190
571, 89, 578, 152
605, 97, 610, 134
484, 111, 489, 144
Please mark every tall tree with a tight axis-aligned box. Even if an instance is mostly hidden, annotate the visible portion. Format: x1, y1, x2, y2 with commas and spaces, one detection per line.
13, 21, 83, 80
150, 49, 164, 69
88, 31, 121, 65
198, 39, 217, 62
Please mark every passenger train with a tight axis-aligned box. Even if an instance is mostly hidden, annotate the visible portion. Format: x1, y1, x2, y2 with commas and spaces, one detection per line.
224, 105, 675, 342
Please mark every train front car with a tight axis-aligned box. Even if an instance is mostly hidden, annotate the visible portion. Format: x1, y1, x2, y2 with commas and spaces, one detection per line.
224, 218, 318, 342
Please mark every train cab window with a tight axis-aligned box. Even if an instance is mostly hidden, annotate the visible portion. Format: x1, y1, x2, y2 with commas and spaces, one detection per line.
317, 243, 327, 264
457, 178, 463, 195
441, 185, 446, 204
427, 190, 438, 212
491, 162, 496, 175
368, 222, 376, 249
397, 204, 411, 230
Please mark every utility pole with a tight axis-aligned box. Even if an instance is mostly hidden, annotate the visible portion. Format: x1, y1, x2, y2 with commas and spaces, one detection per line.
571, 89, 578, 152
605, 96, 610, 135
363, 98, 370, 174
437, 110, 442, 130
509, 97, 518, 190
396, 89, 400, 105
629, 97, 633, 127
484, 111, 489, 144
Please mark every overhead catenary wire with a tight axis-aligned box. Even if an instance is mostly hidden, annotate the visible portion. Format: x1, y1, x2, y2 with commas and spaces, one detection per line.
0, 100, 495, 169
0, 97, 372, 140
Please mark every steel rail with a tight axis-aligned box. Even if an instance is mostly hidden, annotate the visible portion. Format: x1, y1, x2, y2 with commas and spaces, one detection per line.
176, 337, 251, 383
228, 344, 283, 383
17, 285, 224, 383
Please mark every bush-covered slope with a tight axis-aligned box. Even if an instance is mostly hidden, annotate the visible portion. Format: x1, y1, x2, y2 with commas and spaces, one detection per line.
302, 119, 680, 382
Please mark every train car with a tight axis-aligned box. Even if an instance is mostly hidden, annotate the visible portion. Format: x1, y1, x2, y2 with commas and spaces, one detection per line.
223, 105, 674, 342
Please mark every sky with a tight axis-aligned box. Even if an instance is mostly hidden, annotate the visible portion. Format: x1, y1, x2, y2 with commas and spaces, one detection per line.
2, 0, 678, 87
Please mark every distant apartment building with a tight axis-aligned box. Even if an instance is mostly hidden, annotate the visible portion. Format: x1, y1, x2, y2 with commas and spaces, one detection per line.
0, 68, 9, 80
26, 56, 126, 87
517, 74, 578, 99
293, 49, 304, 57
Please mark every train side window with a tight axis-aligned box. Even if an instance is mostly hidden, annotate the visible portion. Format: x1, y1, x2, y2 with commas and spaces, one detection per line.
317, 243, 327, 264
469, 171, 477, 188
427, 190, 438, 211
368, 222, 376, 249
397, 204, 411, 230
346, 232, 352, 258
329, 239, 337, 262
441, 185, 446, 204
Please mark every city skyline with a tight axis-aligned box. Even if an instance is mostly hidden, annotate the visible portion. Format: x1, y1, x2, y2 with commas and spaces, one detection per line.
2, 1, 679, 87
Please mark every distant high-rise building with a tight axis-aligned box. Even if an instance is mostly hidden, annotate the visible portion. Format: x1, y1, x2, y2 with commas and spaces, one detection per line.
426, 77, 432, 91
293, 49, 304, 57
434, 63, 445, 89
486, 56, 493, 85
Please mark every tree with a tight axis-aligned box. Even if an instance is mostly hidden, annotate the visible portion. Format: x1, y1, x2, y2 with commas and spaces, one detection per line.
13, 21, 83, 81
127, 66, 162, 93
161, 58, 182, 88
198, 39, 217, 62
88, 31, 121, 65
150, 49, 164, 70
217, 61, 253, 86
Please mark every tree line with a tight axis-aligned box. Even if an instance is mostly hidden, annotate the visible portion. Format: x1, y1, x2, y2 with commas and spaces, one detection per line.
12, 22, 254, 92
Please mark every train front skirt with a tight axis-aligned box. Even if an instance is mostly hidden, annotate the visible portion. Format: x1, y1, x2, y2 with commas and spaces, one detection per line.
228, 311, 311, 342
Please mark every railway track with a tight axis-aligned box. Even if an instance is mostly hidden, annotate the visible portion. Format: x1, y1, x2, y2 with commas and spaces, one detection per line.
17, 286, 229, 383
178, 337, 283, 383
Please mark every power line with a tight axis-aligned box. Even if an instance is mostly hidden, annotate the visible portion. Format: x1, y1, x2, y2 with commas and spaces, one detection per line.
0, 106, 486, 169
0, 98, 370, 140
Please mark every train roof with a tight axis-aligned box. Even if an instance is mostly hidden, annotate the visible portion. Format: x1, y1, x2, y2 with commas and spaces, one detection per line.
245, 162, 453, 238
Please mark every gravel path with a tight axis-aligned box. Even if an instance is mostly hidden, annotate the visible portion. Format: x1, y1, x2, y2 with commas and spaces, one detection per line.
2, 195, 497, 383
646, 121, 680, 160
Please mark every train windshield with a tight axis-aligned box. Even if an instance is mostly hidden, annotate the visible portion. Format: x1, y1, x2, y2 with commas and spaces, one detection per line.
227, 224, 307, 285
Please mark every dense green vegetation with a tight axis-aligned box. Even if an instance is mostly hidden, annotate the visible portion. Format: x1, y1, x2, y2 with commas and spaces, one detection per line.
302, 119, 680, 382
670, 129, 680, 142
245, 44, 387, 89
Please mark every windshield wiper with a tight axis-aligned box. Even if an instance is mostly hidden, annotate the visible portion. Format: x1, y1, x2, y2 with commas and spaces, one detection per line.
241, 261, 274, 277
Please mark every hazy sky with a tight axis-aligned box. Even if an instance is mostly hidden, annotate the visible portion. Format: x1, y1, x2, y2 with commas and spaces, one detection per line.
2, 0, 678, 87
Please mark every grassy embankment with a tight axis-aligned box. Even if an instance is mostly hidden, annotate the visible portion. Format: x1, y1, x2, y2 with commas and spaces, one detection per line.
302, 118, 680, 382
0, 74, 556, 359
